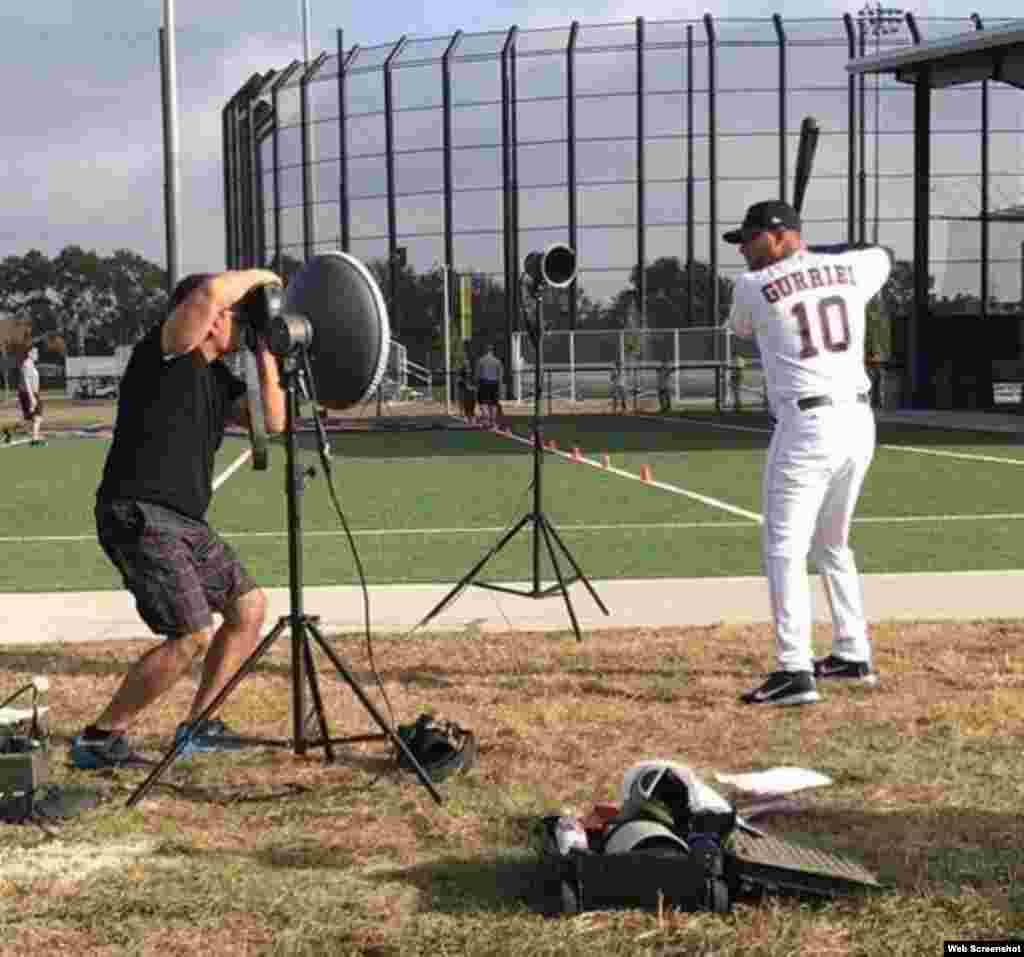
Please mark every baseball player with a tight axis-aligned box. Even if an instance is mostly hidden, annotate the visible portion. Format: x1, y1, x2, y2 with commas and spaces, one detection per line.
723, 200, 891, 706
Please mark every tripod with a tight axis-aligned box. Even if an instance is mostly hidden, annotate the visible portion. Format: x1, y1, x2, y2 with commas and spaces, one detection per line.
128, 350, 443, 807
417, 283, 609, 642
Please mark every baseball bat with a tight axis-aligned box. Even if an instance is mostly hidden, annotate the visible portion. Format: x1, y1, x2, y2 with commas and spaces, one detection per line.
792, 116, 820, 216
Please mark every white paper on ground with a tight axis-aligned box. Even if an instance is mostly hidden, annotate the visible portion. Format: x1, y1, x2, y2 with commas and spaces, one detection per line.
713, 767, 832, 795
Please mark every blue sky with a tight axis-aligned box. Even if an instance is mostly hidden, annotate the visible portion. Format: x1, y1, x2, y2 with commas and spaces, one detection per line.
1, 1, 1020, 278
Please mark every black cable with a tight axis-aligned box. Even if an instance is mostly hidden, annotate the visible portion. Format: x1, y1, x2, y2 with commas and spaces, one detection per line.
298, 347, 396, 728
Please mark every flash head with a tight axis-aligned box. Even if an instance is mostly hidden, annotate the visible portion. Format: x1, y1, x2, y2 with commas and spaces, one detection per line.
524, 244, 577, 290
233, 254, 390, 407
282, 252, 391, 408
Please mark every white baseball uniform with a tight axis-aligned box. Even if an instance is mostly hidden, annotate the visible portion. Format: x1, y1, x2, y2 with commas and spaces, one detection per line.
728, 246, 892, 672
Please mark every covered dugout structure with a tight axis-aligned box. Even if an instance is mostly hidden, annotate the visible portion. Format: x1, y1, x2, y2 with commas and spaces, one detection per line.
850, 18, 1024, 410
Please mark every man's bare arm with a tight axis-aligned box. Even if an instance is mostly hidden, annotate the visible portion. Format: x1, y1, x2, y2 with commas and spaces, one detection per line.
230, 343, 287, 434
161, 269, 281, 356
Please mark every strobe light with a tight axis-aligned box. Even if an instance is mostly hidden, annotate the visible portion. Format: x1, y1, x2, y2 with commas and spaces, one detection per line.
523, 243, 576, 290
235, 282, 314, 357
237, 252, 391, 408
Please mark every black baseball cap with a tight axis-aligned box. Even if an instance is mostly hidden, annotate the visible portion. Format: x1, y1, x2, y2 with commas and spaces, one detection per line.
723, 200, 801, 244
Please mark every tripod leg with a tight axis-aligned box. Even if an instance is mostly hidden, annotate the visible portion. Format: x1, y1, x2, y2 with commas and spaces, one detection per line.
541, 516, 610, 616
301, 628, 335, 763
305, 622, 444, 805
416, 513, 532, 629
126, 618, 289, 807
536, 517, 583, 642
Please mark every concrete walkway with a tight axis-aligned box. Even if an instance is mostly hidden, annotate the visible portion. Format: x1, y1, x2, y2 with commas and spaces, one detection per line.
3, 570, 1022, 646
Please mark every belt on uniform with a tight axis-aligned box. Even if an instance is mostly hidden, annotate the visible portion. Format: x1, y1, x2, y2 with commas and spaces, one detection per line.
797, 392, 870, 411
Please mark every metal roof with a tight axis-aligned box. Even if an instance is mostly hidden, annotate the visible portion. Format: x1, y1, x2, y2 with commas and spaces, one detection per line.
846, 19, 1024, 88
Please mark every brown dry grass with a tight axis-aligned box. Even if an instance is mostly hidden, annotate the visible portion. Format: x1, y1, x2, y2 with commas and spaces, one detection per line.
2, 619, 1024, 955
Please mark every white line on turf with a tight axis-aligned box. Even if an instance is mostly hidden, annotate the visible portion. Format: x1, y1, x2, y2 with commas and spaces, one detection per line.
212, 447, 254, 491
877, 444, 1024, 466
8, 511, 1024, 545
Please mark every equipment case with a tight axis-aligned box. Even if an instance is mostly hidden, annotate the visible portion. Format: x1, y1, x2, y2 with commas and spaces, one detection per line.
535, 814, 881, 917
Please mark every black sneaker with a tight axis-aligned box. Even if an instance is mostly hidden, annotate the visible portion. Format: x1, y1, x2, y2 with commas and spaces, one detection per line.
813, 654, 878, 686
70, 730, 148, 770
740, 671, 820, 706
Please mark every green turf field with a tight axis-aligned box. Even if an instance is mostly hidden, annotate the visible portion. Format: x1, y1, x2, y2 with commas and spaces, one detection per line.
1, 411, 1022, 591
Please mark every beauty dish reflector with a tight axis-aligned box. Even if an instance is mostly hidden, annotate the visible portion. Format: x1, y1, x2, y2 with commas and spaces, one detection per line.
282, 251, 391, 409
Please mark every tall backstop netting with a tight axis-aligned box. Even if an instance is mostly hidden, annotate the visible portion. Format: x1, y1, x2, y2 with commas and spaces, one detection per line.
223, 12, 1023, 408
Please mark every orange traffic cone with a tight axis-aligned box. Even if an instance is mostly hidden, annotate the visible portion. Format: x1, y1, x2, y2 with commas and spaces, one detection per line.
601, 453, 610, 469
640, 464, 652, 482
571, 446, 581, 461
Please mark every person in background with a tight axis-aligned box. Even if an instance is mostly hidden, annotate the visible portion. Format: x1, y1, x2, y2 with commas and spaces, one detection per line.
657, 359, 673, 413
610, 360, 628, 413
730, 355, 746, 411
457, 358, 477, 422
866, 349, 883, 408
474, 344, 504, 428
17, 346, 45, 446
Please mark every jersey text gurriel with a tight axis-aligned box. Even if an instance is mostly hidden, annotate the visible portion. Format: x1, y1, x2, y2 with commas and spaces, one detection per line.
761, 263, 857, 305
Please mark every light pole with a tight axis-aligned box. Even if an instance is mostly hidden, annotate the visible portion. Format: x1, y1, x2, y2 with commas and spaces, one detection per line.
859, 3, 903, 245
300, 1, 318, 256
159, 0, 181, 290
301, 0, 312, 63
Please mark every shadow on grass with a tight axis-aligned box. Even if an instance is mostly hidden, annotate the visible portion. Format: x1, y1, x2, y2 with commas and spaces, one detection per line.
370, 851, 544, 916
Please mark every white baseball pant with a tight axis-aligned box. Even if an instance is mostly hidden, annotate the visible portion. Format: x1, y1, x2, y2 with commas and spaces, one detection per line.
761, 399, 875, 673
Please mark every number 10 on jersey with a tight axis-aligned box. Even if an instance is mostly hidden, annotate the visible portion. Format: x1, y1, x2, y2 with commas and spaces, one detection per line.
793, 295, 851, 359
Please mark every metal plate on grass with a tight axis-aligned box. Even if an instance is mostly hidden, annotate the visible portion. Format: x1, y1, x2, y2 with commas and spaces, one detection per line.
731, 830, 882, 898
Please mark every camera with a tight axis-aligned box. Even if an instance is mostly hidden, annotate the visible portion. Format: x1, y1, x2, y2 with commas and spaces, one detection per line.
235, 282, 312, 357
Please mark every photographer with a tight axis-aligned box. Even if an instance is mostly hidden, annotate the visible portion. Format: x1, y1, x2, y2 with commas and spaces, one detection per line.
71, 269, 287, 769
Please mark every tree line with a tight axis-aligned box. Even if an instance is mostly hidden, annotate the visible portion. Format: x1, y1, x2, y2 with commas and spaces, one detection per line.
0, 245, 921, 367
0, 247, 168, 360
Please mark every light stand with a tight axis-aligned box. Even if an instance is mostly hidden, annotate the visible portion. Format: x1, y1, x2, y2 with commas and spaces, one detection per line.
128, 335, 442, 807
417, 246, 609, 642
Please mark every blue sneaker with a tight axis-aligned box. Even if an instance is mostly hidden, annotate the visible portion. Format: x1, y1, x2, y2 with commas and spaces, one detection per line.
174, 718, 247, 757
70, 730, 147, 770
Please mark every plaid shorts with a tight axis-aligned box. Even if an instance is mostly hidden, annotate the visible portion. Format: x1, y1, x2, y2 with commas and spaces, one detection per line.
95, 499, 257, 637
17, 390, 41, 420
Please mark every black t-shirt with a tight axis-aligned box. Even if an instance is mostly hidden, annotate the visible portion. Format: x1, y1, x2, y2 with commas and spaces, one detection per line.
97, 323, 246, 520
